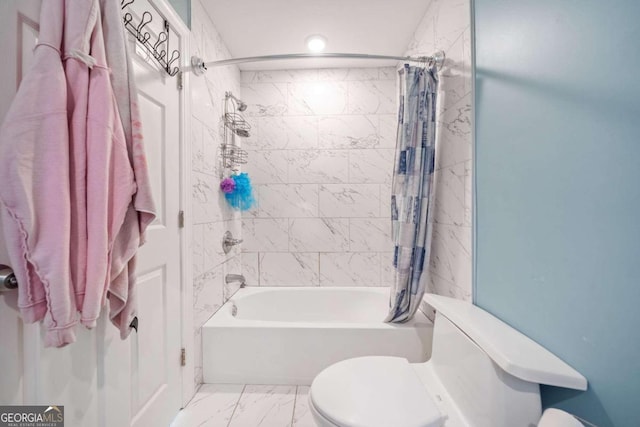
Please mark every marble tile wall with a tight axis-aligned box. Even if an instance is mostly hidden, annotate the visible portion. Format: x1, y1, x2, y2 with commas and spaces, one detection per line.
187, 0, 472, 391
406, 0, 473, 305
190, 0, 243, 387
239, 67, 398, 287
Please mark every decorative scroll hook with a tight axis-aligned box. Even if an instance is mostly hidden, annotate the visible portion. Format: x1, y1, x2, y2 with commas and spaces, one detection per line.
121, 0, 182, 77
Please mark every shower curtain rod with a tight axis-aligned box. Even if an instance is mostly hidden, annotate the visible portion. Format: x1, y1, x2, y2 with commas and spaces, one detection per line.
186, 51, 445, 76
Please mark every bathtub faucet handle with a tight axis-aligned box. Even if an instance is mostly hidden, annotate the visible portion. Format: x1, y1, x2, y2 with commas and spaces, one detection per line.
222, 231, 243, 254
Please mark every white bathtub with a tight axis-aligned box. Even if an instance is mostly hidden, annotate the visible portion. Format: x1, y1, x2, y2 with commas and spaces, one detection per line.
202, 287, 433, 385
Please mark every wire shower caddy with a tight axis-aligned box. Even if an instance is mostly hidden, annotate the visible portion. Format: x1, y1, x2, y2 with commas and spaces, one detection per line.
221, 91, 249, 173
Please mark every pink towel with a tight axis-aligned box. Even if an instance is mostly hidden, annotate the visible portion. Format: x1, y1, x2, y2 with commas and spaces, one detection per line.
79, 3, 137, 328
0, 0, 78, 347
63, 0, 98, 315
100, 0, 156, 338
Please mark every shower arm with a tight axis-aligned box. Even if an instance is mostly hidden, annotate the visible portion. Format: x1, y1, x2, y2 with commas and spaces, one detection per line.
187, 51, 445, 76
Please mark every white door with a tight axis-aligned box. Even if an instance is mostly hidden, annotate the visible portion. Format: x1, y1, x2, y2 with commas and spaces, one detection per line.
0, 0, 41, 408
0, 1, 185, 426
124, 1, 183, 425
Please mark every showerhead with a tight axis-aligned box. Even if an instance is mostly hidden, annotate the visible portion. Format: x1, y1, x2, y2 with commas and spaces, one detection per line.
226, 92, 248, 112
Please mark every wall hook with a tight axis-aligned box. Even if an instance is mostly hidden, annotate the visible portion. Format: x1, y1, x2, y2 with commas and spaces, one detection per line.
121, 1, 181, 76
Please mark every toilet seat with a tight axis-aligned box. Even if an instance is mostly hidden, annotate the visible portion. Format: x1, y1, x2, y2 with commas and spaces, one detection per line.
309, 356, 444, 427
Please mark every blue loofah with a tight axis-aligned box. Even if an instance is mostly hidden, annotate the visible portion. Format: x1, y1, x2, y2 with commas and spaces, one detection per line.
224, 172, 255, 211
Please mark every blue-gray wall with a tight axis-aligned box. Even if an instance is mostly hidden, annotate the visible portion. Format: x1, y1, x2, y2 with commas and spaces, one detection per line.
474, 1, 640, 426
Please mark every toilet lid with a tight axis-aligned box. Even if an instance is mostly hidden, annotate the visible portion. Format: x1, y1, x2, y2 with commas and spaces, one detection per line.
310, 356, 443, 427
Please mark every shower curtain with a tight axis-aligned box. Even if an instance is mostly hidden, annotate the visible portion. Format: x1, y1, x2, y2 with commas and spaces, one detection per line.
385, 64, 438, 323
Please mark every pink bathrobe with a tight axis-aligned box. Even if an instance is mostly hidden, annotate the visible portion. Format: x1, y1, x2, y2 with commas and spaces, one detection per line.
0, 0, 155, 346
0, 0, 78, 347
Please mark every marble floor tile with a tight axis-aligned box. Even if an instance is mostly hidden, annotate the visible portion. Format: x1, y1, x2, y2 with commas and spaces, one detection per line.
228, 384, 297, 427
292, 386, 316, 427
173, 384, 318, 427
171, 384, 244, 427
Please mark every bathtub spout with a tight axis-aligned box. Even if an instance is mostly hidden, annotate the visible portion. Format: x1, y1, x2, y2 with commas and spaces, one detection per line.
225, 274, 246, 288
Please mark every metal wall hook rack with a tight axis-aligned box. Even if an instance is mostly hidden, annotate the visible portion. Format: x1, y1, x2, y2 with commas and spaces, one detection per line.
121, 0, 181, 76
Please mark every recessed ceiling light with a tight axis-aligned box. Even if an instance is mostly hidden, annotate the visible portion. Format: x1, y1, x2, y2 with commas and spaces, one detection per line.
306, 35, 327, 53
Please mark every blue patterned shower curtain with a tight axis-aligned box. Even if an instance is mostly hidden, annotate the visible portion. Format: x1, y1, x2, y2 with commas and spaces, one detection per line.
385, 65, 438, 323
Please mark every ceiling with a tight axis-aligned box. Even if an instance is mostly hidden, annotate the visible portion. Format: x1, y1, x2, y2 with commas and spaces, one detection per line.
199, 0, 431, 70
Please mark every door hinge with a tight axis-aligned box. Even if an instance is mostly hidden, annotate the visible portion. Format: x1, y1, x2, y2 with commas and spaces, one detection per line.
180, 348, 186, 367
178, 210, 185, 228
177, 71, 183, 90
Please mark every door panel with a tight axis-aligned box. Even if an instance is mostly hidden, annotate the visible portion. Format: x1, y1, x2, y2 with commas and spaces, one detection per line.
0, 0, 41, 408
137, 92, 167, 225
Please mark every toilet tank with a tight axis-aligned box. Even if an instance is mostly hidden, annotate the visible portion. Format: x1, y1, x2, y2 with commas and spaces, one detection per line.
421, 295, 587, 427
430, 311, 541, 426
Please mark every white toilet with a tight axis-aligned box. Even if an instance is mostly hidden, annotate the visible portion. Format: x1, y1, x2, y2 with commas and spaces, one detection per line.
309, 294, 588, 427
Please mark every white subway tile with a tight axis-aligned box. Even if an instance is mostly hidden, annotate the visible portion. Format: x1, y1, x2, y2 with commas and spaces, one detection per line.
244, 150, 288, 184
378, 115, 398, 149
350, 219, 392, 252
255, 184, 319, 218
288, 150, 349, 183
202, 125, 220, 177
318, 115, 380, 149
347, 80, 396, 114
429, 224, 472, 290
349, 149, 394, 184
380, 183, 392, 218
317, 68, 350, 81
288, 81, 348, 115
437, 34, 468, 111
242, 82, 288, 116
193, 267, 224, 328
192, 172, 220, 224
242, 218, 289, 252
289, 218, 349, 252
436, 95, 472, 168
241, 252, 260, 286
257, 116, 318, 149
192, 118, 204, 173
379, 67, 398, 81
381, 253, 396, 287
243, 69, 319, 83
319, 184, 380, 218
259, 253, 320, 286
320, 253, 381, 286
432, 163, 466, 226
